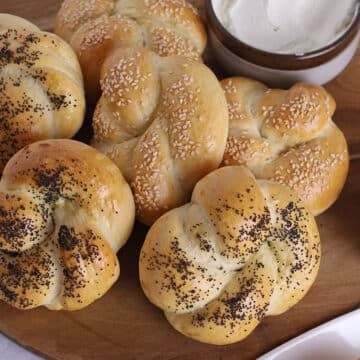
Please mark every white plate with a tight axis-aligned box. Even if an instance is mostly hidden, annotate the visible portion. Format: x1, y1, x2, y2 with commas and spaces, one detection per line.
258, 309, 360, 360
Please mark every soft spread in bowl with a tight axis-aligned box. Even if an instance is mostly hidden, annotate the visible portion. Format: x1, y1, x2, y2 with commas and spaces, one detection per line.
212, 0, 358, 55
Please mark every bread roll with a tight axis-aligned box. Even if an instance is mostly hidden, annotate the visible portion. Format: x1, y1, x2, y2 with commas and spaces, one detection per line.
0, 14, 85, 173
221, 77, 349, 215
92, 48, 229, 225
0, 139, 135, 310
55, 0, 207, 101
140, 166, 321, 345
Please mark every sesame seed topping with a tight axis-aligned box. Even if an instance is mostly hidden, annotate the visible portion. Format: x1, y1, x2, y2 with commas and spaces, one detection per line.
270, 144, 346, 200
101, 51, 151, 107
222, 80, 347, 213
58, 0, 114, 31
57, 0, 205, 72
149, 25, 200, 61
93, 44, 227, 223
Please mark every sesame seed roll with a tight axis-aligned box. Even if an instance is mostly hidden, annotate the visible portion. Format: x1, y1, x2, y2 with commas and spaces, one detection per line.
92, 47, 229, 225
55, 0, 207, 101
221, 77, 349, 216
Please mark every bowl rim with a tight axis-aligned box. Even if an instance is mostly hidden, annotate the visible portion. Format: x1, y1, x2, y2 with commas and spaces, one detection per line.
206, 0, 360, 70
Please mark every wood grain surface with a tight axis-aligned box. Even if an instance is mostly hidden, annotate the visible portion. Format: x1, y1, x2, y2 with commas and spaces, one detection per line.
0, 1, 360, 359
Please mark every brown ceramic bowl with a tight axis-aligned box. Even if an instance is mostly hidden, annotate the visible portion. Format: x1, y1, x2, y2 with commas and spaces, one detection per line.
205, 0, 360, 86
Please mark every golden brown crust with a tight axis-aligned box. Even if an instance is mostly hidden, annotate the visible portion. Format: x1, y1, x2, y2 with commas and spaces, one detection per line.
0, 14, 85, 173
221, 77, 349, 216
55, 0, 207, 101
165, 245, 277, 345
0, 13, 40, 31
0, 139, 135, 310
139, 166, 321, 345
93, 48, 229, 225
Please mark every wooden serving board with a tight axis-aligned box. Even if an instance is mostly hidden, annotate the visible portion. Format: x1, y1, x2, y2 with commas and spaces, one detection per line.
0, 1, 360, 359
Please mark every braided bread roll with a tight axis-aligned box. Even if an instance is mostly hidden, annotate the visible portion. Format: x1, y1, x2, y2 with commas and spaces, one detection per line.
92, 48, 229, 225
221, 77, 349, 216
0, 139, 135, 310
55, 0, 206, 101
0, 14, 85, 173
140, 166, 320, 345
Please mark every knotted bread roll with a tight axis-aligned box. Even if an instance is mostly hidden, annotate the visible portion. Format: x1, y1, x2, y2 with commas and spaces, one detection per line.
92, 48, 229, 225
221, 77, 349, 215
55, 0, 206, 100
140, 166, 320, 345
0, 14, 85, 173
0, 139, 135, 310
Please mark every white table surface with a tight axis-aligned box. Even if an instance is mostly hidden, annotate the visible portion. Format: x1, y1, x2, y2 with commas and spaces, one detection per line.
0, 333, 42, 360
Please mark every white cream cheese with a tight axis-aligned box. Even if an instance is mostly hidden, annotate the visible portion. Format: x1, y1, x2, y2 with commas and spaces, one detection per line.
212, 0, 358, 55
